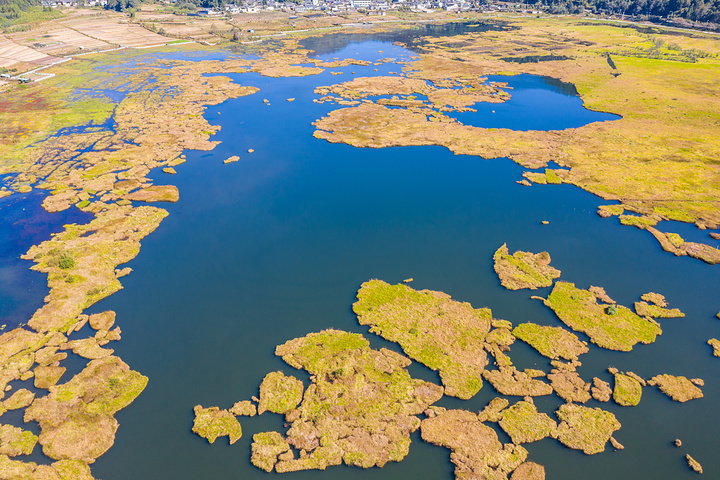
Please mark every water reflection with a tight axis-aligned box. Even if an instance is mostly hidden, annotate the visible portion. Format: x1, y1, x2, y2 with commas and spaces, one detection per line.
300, 20, 508, 56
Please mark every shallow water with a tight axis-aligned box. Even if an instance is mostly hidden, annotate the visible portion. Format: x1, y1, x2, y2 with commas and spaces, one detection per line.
0, 192, 91, 326
2, 34, 718, 480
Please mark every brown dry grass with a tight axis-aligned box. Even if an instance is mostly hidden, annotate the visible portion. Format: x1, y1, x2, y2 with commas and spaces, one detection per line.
648, 374, 703, 402
555, 403, 620, 455
498, 400, 557, 444
421, 408, 529, 479
548, 368, 591, 403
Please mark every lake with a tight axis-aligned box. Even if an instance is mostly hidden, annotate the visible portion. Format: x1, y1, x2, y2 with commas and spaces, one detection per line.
3, 25, 718, 480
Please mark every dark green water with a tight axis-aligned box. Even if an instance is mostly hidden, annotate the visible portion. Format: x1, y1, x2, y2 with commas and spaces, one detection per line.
3, 36, 719, 480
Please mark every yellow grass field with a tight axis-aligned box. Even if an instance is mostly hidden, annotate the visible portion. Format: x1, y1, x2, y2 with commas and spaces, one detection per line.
2, 11, 172, 69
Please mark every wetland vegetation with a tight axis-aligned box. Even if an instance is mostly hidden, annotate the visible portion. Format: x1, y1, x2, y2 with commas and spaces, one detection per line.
196, 271, 705, 478
0, 8, 717, 480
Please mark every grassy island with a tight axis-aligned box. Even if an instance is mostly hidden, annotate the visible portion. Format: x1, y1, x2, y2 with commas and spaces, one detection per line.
257, 372, 304, 415
512, 323, 588, 361
353, 279, 491, 399
24, 356, 147, 463
420, 408, 530, 480
555, 404, 621, 455
192, 406, 243, 445
648, 374, 704, 402
493, 244, 561, 291
498, 401, 558, 445
544, 281, 662, 351
192, 269, 710, 479
255, 329, 444, 472
612, 373, 643, 407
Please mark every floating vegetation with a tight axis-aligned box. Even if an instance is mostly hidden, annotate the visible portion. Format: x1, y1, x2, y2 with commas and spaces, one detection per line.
680, 242, 720, 265
2, 389, 34, 411
0, 457, 95, 479
193, 259, 710, 478
544, 169, 564, 185
192, 406, 243, 445
477, 397, 509, 423
640, 292, 668, 306
548, 366, 591, 403
124, 185, 179, 203
0, 424, 38, 457
89, 311, 115, 331
612, 373, 643, 407
353, 280, 490, 399
498, 401, 557, 444
619, 215, 660, 229
509, 462, 546, 479
493, 244, 561, 291
634, 301, 684, 318
555, 404, 621, 455
589, 286, 615, 304
22, 206, 167, 335
647, 375, 703, 402
25, 356, 147, 463
686, 454, 703, 474
708, 338, 720, 357
230, 401, 257, 417
251, 432, 291, 472
544, 282, 662, 351
0, 18, 714, 478
522, 172, 547, 185
591, 377, 612, 402
420, 408, 529, 479
250, 329, 443, 472
33, 365, 65, 389
597, 205, 624, 218
646, 228, 720, 265
512, 323, 588, 361
314, 75, 508, 113
60, 337, 114, 360
483, 366, 553, 397
257, 372, 304, 415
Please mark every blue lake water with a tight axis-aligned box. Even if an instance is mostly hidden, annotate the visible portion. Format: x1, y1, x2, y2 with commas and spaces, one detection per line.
0, 192, 91, 326
1, 31, 718, 480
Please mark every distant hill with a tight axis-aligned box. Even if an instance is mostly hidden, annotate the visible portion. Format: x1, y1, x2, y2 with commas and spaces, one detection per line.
1, 0, 61, 30
1, 0, 39, 16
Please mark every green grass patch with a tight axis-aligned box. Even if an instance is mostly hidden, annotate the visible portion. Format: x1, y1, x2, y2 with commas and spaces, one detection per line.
545, 281, 661, 351
353, 279, 491, 399
512, 323, 588, 360
493, 243, 561, 291
619, 215, 659, 228
612, 373, 642, 406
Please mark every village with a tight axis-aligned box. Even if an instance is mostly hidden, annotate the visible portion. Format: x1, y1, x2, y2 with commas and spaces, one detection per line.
39, 0, 538, 16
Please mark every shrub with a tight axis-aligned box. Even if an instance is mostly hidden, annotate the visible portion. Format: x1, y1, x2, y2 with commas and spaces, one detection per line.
58, 252, 75, 270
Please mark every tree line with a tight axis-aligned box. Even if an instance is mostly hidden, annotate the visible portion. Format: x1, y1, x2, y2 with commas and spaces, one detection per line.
508, 0, 720, 24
